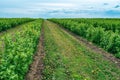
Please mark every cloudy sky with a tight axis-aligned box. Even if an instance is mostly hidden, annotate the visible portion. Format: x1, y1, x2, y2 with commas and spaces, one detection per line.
0, 0, 120, 18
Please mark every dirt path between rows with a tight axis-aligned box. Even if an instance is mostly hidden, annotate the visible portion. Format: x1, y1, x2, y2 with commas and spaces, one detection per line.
25, 22, 45, 80
52, 21, 120, 68
25, 20, 120, 80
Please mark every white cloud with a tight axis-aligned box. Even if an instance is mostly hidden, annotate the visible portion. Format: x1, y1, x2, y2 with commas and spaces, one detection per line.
1, 8, 34, 14
37, 3, 75, 7
27, 3, 76, 9
0, 0, 120, 18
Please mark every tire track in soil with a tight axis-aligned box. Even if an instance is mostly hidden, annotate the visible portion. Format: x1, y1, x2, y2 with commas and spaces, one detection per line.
52, 21, 120, 68
25, 22, 45, 80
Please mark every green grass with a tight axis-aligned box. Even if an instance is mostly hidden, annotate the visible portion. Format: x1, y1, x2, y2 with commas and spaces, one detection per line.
42, 20, 120, 80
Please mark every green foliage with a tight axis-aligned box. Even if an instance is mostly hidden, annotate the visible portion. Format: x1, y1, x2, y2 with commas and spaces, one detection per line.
0, 18, 35, 32
71, 18, 120, 33
49, 18, 120, 58
0, 20, 42, 80
42, 20, 120, 80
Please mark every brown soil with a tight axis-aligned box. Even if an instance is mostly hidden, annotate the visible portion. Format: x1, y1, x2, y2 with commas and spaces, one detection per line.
25, 20, 120, 80
54, 22, 120, 68
25, 22, 45, 80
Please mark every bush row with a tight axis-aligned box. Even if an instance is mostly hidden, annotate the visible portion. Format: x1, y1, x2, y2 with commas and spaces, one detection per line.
71, 18, 120, 33
0, 18, 35, 32
50, 19, 120, 58
0, 19, 42, 80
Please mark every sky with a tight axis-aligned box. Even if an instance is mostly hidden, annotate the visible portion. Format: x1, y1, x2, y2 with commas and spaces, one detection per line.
0, 0, 120, 18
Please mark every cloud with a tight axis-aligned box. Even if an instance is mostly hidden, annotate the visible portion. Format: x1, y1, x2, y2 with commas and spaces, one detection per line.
40, 3, 75, 7
103, 3, 109, 5
1, 8, 31, 14
114, 5, 120, 8
0, 0, 120, 18
27, 3, 76, 9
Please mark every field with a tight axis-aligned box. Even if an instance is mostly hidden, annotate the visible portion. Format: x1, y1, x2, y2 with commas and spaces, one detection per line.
0, 18, 120, 80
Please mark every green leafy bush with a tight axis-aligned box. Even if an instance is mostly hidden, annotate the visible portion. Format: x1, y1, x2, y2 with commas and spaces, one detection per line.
49, 19, 120, 58
0, 20, 42, 80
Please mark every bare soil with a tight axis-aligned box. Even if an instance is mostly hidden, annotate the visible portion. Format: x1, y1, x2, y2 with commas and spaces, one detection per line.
55, 22, 120, 68
25, 20, 120, 80
25, 22, 45, 80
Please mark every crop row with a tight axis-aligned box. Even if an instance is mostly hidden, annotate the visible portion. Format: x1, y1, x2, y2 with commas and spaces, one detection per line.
0, 18, 35, 32
70, 18, 120, 33
0, 19, 42, 80
49, 19, 120, 58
